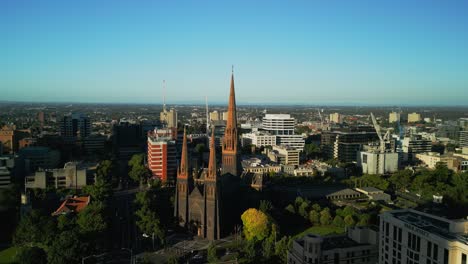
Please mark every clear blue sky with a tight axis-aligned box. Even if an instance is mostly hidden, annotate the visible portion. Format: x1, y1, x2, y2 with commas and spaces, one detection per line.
1, 0, 468, 105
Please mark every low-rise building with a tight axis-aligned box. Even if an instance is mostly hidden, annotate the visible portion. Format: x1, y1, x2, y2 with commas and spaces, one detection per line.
326, 188, 362, 200
416, 152, 442, 169
288, 226, 379, 264
266, 145, 300, 166
355, 187, 391, 202
241, 132, 276, 148
25, 162, 96, 190
379, 209, 468, 264
0, 156, 16, 188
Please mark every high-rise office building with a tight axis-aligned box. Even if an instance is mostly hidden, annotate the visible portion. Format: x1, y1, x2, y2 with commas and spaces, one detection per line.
379, 209, 468, 264
160, 108, 178, 128
60, 113, 91, 142
329, 112, 343, 124
209, 111, 220, 121
389, 112, 400, 123
401, 135, 432, 163
262, 114, 304, 151
321, 127, 379, 163
407, 112, 422, 123
147, 129, 177, 183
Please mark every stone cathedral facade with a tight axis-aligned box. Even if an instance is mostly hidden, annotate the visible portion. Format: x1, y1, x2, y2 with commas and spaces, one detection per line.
174, 72, 241, 240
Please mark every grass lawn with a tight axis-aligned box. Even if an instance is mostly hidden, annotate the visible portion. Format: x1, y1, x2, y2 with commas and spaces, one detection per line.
293, 225, 345, 239
0, 247, 18, 264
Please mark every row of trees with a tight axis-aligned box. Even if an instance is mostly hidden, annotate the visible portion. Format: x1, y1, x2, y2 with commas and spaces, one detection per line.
343, 164, 468, 218
285, 197, 371, 228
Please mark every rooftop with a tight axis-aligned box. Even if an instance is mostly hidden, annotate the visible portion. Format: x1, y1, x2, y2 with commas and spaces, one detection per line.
52, 196, 90, 216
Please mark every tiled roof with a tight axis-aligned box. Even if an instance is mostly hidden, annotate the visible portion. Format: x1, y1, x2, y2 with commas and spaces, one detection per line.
52, 196, 90, 216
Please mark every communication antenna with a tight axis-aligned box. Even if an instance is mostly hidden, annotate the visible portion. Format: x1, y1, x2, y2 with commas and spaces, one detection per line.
162, 80, 167, 113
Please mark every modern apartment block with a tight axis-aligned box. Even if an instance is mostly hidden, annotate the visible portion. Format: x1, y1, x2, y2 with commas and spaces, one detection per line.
60, 113, 91, 142
401, 135, 432, 163
262, 114, 304, 151
321, 127, 379, 163
147, 130, 177, 183
389, 112, 401, 123
379, 209, 468, 264
288, 226, 379, 264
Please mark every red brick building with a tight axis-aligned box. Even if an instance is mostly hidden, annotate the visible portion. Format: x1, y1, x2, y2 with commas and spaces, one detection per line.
147, 129, 177, 183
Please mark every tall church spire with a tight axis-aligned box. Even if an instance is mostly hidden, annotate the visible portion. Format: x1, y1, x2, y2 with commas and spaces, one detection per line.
222, 69, 240, 176
207, 129, 217, 181
178, 127, 189, 178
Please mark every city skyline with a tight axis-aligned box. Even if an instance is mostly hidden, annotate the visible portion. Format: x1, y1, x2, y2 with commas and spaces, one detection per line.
2, 0, 468, 105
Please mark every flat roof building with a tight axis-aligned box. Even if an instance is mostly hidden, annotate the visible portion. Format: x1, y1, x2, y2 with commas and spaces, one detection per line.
288, 226, 379, 264
379, 209, 468, 264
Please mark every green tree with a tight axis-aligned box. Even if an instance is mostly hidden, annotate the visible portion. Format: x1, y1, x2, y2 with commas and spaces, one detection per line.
309, 210, 320, 225
285, 204, 295, 214
389, 169, 413, 191
15, 246, 47, 264
83, 177, 112, 202
259, 200, 273, 213
47, 230, 84, 264
320, 209, 332, 226
241, 208, 271, 241
207, 242, 218, 263
128, 153, 151, 186
13, 210, 56, 248
242, 239, 256, 261
77, 202, 107, 236
333, 215, 345, 228
344, 215, 356, 227
262, 224, 277, 260
274, 236, 291, 263
298, 201, 310, 219
0, 185, 20, 209
57, 214, 75, 231
358, 214, 371, 226
311, 203, 321, 212
96, 159, 118, 186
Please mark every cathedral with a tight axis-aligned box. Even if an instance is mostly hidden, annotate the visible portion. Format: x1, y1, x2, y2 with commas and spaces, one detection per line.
174, 71, 241, 240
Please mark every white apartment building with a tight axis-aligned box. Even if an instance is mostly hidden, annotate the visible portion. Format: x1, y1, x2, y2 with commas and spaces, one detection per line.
415, 152, 442, 169
358, 150, 399, 175
288, 226, 379, 264
25, 162, 95, 190
262, 114, 304, 151
241, 132, 276, 147
379, 209, 468, 264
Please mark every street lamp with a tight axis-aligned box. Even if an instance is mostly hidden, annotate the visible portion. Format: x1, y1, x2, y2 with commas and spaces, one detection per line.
121, 248, 133, 264
143, 233, 155, 250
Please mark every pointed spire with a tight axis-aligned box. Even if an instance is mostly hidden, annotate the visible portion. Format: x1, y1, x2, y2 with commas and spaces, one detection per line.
227, 69, 237, 129
178, 127, 189, 178
207, 129, 217, 180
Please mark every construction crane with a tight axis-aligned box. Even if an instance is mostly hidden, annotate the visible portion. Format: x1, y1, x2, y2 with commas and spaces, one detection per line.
317, 108, 324, 130
370, 112, 387, 153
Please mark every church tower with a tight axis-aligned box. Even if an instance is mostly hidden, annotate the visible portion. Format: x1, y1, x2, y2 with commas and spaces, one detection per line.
175, 127, 190, 227
222, 70, 240, 176
204, 129, 220, 240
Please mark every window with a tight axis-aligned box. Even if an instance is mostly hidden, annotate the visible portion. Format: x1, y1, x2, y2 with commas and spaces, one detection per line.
462, 253, 466, 264
443, 249, 448, 264
427, 242, 432, 257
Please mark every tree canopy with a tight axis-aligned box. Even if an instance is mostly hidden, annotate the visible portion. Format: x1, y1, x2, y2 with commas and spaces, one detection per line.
241, 208, 271, 241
